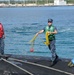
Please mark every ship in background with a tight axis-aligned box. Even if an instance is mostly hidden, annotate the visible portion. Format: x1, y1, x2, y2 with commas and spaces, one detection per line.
54, 0, 67, 5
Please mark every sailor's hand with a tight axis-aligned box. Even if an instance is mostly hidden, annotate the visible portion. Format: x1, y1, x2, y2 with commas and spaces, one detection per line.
35, 33, 39, 36
3, 35, 5, 39
47, 31, 52, 35
35, 30, 44, 36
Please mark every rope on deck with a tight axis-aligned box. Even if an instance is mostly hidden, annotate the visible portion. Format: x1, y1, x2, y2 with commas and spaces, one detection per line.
2, 58, 34, 75
10, 58, 74, 75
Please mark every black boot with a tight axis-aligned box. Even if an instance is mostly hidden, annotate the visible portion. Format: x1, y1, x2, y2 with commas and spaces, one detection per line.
50, 55, 59, 67
55, 55, 59, 60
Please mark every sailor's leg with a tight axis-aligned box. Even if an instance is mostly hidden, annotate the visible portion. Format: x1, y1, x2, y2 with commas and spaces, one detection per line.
48, 40, 57, 62
0, 38, 4, 55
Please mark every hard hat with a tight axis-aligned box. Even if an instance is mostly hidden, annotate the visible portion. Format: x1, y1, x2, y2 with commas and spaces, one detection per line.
48, 19, 53, 23
71, 59, 74, 64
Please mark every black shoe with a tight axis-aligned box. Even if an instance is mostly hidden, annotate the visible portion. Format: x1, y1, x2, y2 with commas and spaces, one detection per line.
54, 55, 59, 62
49, 55, 59, 67
56, 55, 59, 59
49, 61, 56, 67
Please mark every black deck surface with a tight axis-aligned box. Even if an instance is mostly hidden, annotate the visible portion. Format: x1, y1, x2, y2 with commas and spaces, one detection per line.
0, 59, 30, 75
0, 54, 74, 75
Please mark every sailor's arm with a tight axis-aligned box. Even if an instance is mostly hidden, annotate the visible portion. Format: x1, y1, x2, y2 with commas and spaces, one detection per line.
51, 30, 58, 34
47, 29, 58, 35
36, 30, 44, 36
2, 25, 5, 39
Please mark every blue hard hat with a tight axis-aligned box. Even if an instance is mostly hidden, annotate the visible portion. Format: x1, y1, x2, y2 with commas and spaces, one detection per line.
48, 19, 53, 23
71, 59, 74, 64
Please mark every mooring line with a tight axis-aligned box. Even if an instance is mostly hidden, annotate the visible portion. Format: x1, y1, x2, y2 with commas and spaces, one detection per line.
2, 58, 34, 75
10, 58, 74, 75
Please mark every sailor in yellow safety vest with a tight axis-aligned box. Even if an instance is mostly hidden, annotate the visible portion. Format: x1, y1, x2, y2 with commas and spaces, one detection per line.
35, 19, 59, 66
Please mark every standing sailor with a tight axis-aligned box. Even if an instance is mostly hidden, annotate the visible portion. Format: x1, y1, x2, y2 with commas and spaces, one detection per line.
35, 19, 58, 66
0, 23, 5, 55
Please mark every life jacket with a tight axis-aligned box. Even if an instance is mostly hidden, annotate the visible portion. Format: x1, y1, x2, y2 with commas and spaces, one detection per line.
0, 23, 4, 38
44, 25, 55, 41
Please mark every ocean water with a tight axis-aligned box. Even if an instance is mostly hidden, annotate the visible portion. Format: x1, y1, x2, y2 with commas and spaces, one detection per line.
0, 6, 74, 59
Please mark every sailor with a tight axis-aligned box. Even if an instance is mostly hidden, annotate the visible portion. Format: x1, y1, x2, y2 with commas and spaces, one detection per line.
0, 23, 5, 55
35, 19, 59, 66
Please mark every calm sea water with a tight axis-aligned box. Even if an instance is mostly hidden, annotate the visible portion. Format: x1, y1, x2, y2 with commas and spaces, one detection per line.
0, 6, 74, 59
